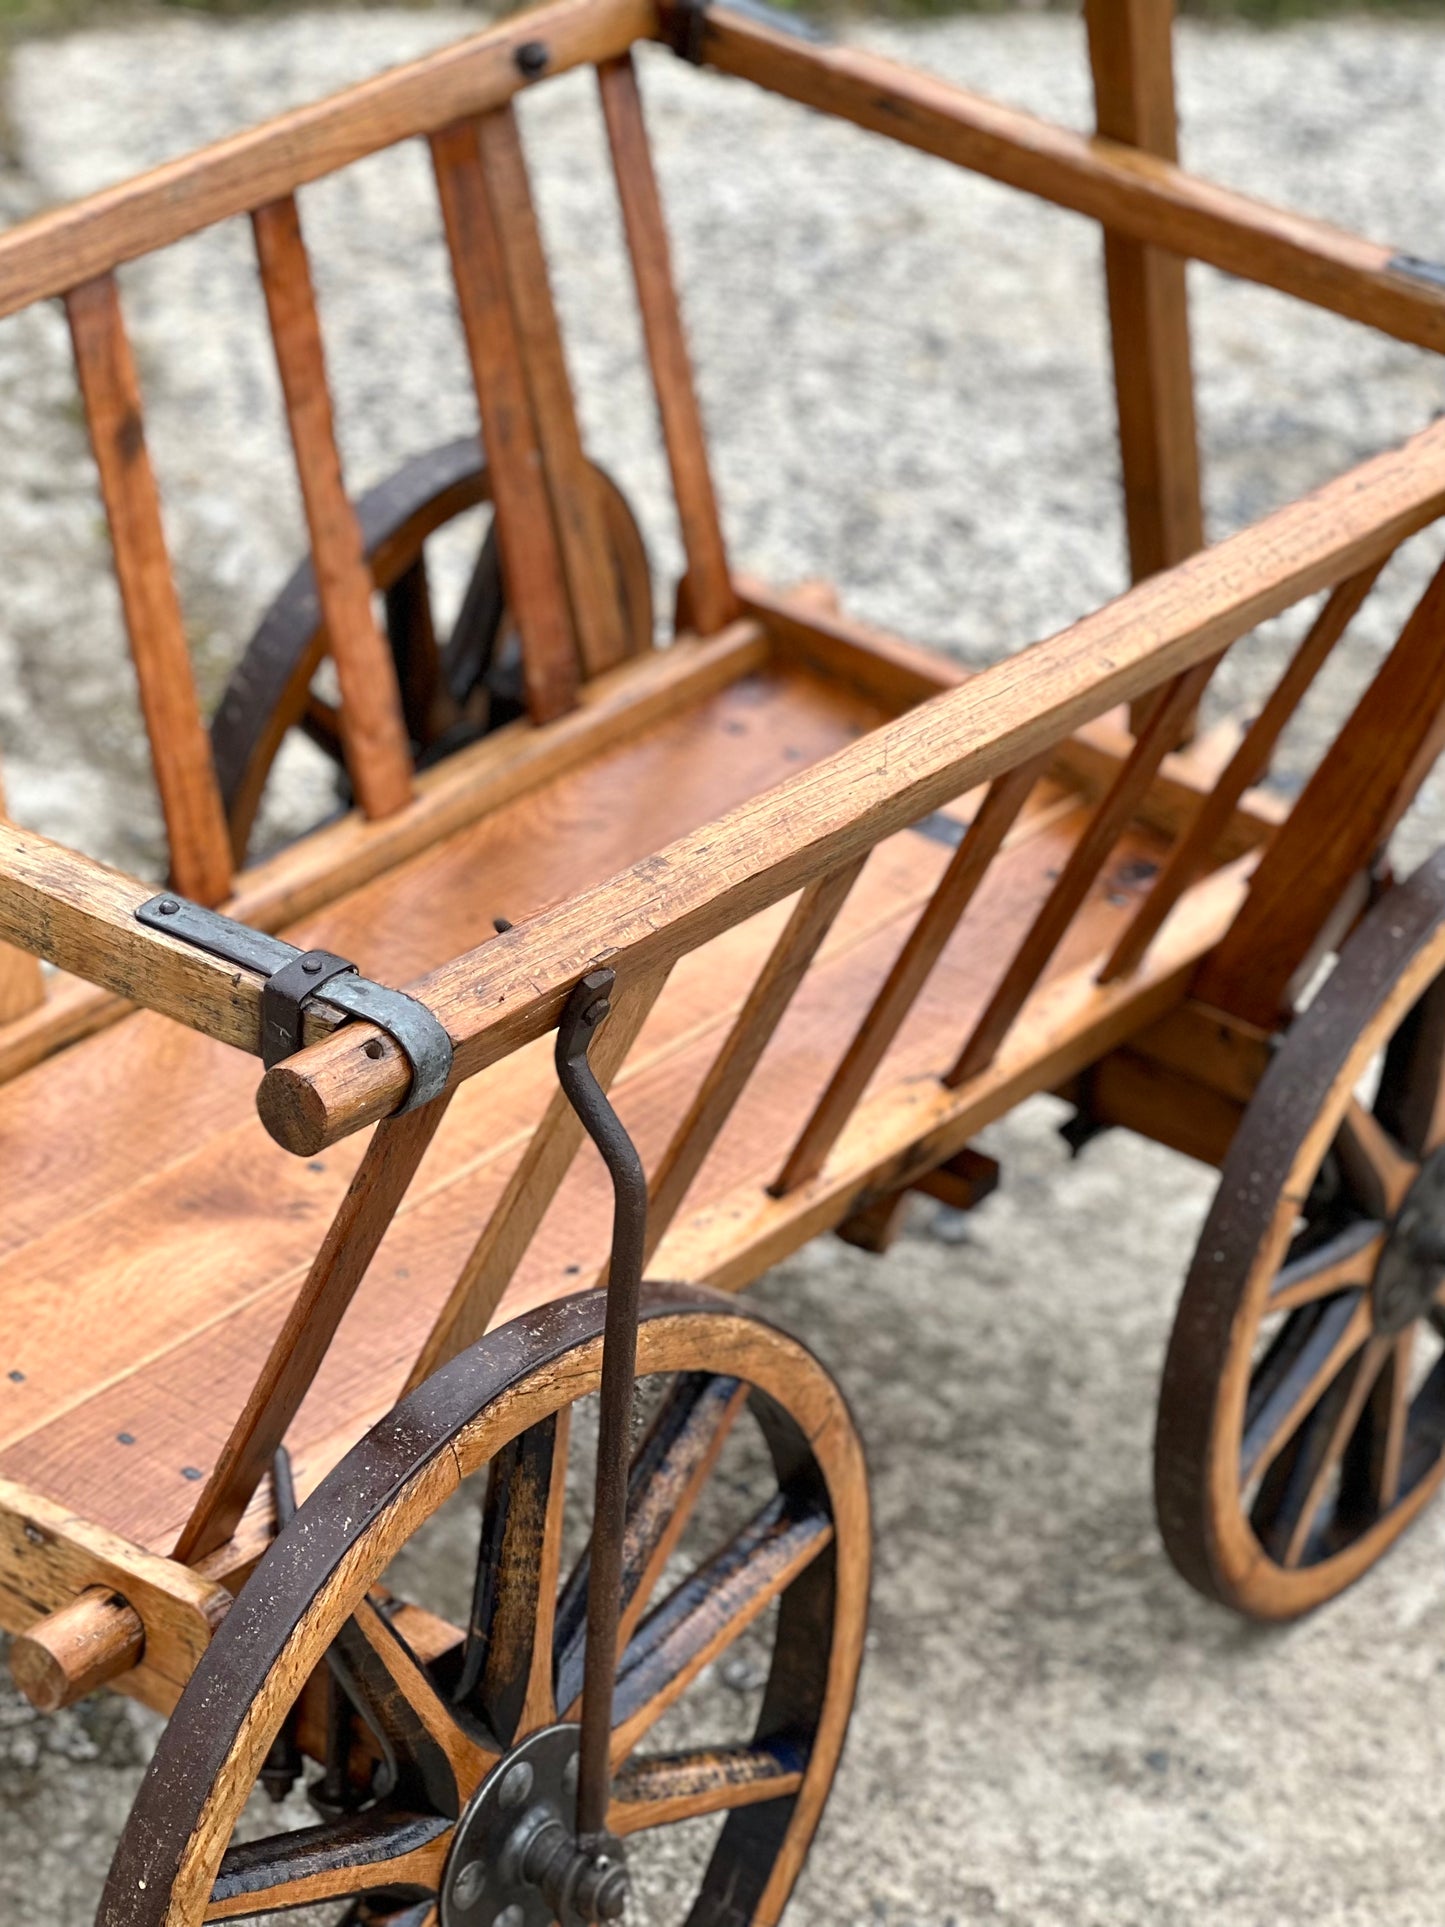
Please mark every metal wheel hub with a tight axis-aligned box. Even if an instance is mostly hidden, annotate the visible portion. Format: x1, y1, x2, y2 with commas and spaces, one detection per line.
1375, 1145, 1445, 1333
439, 1724, 628, 1927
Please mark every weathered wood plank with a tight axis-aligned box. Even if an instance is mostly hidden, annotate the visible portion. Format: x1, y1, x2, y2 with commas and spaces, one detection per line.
253, 195, 414, 819
66, 275, 234, 905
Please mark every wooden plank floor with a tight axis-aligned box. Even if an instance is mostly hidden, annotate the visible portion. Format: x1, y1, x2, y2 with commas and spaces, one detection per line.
0, 652, 1215, 1555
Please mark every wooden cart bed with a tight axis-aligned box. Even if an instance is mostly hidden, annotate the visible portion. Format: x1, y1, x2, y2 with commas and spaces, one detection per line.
0, 636, 1211, 1563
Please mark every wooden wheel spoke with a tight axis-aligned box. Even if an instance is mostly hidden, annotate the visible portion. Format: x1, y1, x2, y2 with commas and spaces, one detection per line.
1376, 973, 1445, 1158
384, 555, 453, 747
331, 1597, 493, 1817
1253, 1338, 1390, 1567
610, 1491, 833, 1759
1240, 1291, 1371, 1487
1338, 1328, 1416, 1519
205, 1808, 450, 1920
300, 691, 345, 764
1336, 1099, 1418, 1220
1270, 1219, 1386, 1312
444, 521, 506, 706
556, 1373, 747, 1713
608, 1740, 805, 1837
456, 1409, 571, 1748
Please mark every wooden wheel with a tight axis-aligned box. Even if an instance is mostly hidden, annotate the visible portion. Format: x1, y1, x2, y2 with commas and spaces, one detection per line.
210, 436, 653, 864
1157, 849, 1445, 1619
99, 1284, 868, 1926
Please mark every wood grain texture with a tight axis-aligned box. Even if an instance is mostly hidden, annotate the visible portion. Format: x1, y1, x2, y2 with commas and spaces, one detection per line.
0, 766, 43, 1026
698, 7, 1445, 355
1102, 561, 1383, 982
0, 0, 654, 321
598, 54, 737, 633
252, 196, 414, 820
775, 757, 1045, 1190
0, 822, 345, 1054
258, 417, 1445, 1152
477, 105, 631, 675
431, 121, 580, 722
1085, 0, 1203, 593
1198, 553, 1445, 1024
641, 857, 866, 1259
949, 653, 1218, 1082
66, 275, 233, 906
406, 963, 667, 1387
173, 1094, 453, 1563
8, 1586, 144, 1712
0, 1475, 230, 1713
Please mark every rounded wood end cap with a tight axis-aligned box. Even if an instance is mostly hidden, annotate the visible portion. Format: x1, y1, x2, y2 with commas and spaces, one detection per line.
9, 1588, 144, 1712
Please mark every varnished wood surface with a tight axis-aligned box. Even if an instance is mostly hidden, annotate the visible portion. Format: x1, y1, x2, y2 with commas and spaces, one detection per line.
66, 276, 234, 906
0, 662, 885, 1546
0, 0, 655, 321
260, 417, 1445, 1151
698, 5, 1445, 355
1, 787, 1185, 1555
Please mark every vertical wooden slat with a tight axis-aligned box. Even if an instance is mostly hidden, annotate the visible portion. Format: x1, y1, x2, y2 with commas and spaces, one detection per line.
774, 761, 1044, 1194
477, 105, 631, 676
405, 962, 669, 1390
948, 657, 1218, 1086
597, 54, 737, 636
430, 121, 581, 723
66, 274, 234, 905
252, 195, 414, 820
173, 1092, 453, 1563
1101, 561, 1384, 984
1196, 555, 1445, 1027
1085, 0, 1204, 734
638, 857, 865, 1259
0, 768, 43, 1025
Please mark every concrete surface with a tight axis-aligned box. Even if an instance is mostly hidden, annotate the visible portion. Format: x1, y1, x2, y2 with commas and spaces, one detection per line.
4, 8, 1445, 1924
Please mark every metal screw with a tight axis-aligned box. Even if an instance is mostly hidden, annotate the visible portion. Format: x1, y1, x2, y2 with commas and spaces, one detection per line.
499, 1760, 534, 1809
496, 1907, 526, 1927
562, 1752, 579, 1801
302, 958, 323, 976
452, 1860, 486, 1909
514, 39, 548, 76
158, 899, 179, 916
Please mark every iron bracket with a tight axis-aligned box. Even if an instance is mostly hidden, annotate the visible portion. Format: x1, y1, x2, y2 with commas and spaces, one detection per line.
135, 893, 453, 1109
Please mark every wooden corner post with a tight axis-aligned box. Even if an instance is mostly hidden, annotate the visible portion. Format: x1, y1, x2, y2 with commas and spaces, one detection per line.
1085, 0, 1204, 734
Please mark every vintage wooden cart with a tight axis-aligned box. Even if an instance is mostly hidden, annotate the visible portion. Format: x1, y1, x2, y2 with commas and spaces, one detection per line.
5, 0, 1445, 1918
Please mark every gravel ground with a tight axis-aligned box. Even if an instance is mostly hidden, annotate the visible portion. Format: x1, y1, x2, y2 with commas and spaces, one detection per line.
5, 8, 1445, 1925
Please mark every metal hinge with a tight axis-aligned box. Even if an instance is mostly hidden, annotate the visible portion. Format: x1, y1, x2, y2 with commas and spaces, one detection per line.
135, 894, 453, 1110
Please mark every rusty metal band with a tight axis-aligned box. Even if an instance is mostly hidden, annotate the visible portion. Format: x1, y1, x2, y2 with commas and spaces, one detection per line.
135, 893, 453, 1109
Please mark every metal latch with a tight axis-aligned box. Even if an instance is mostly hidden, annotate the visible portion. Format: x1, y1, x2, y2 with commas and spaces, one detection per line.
135, 893, 453, 1110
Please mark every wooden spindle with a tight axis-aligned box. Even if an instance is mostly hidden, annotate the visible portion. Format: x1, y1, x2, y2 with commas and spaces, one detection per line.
1101, 562, 1384, 984
637, 857, 865, 1263
948, 657, 1219, 1086
252, 195, 414, 821
597, 54, 737, 635
406, 963, 668, 1389
66, 274, 234, 905
1196, 554, 1445, 1027
775, 759, 1044, 1194
431, 121, 580, 723
477, 105, 631, 675
173, 1093, 452, 1563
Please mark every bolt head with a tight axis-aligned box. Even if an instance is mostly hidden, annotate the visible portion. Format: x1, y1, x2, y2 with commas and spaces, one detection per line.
452, 1860, 486, 1909
514, 38, 548, 76
302, 957, 323, 976
158, 899, 179, 915
495, 1906, 526, 1927
499, 1760, 534, 1810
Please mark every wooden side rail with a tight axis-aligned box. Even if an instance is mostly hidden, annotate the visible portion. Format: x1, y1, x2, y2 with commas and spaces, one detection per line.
694, 6, 1445, 357
0, 0, 657, 320
256, 415, 1445, 1155
0, 824, 348, 1056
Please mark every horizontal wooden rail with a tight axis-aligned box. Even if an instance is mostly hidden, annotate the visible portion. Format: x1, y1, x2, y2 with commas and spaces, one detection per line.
255, 417, 1445, 1155
0, 823, 347, 1056
696, 7, 1445, 357
0, 0, 655, 322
